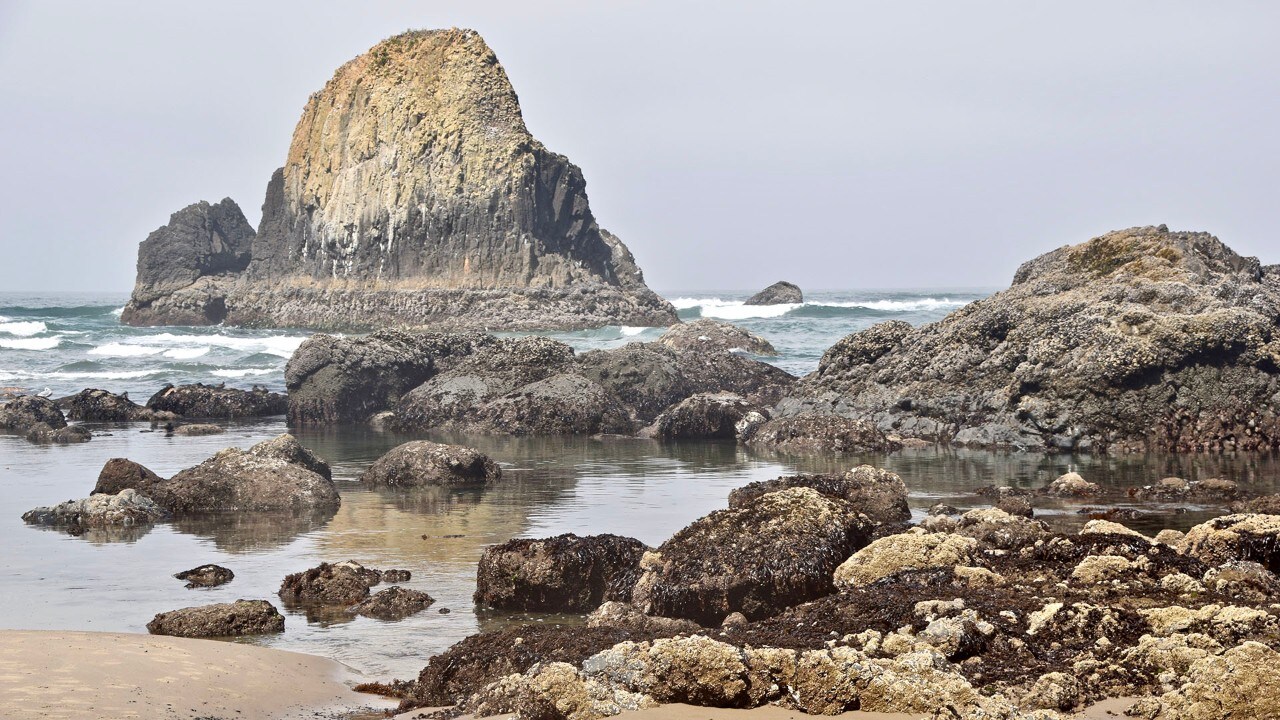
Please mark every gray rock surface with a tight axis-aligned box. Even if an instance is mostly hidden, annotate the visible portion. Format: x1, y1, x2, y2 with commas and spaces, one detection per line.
742, 414, 902, 454
175, 564, 235, 588
727, 465, 911, 525
647, 392, 766, 441
145, 383, 285, 418
360, 440, 501, 487
351, 586, 435, 620
744, 281, 803, 305
776, 226, 1280, 452
146, 599, 284, 637
22, 489, 169, 529
475, 534, 648, 612
658, 319, 776, 356
121, 30, 676, 331
1, 396, 66, 432
58, 388, 149, 422
93, 435, 337, 513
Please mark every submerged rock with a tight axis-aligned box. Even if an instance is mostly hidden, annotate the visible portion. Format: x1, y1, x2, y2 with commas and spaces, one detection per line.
776, 225, 1280, 452
122, 29, 677, 332
146, 599, 284, 637
93, 435, 337, 513
171, 423, 223, 436
175, 564, 235, 589
742, 414, 902, 454
632, 487, 871, 625
360, 440, 501, 487
145, 383, 285, 418
474, 534, 648, 612
22, 489, 168, 529
744, 281, 803, 306
351, 586, 435, 620
25, 423, 91, 444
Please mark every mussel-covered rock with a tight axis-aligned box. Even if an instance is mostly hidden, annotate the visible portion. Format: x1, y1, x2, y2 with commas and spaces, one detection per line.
474, 534, 648, 612
360, 440, 501, 487
1, 396, 66, 432
727, 465, 910, 525
146, 383, 286, 418
742, 414, 902, 454
175, 564, 235, 589
658, 319, 777, 356
22, 489, 168, 529
351, 586, 435, 620
146, 599, 284, 637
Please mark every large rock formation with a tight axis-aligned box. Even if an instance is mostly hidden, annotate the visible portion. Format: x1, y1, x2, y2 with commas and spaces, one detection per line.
777, 226, 1280, 452
122, 29, 676, 331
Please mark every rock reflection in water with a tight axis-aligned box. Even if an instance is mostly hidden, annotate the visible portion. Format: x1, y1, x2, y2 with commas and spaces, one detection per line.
24, 521, 154, 544
170, 507, 338, 553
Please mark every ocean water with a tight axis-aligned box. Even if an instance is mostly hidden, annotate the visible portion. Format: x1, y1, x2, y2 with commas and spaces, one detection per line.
2, 289, 1277, 684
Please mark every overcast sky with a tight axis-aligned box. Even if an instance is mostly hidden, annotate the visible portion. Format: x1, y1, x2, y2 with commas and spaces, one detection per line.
0, 1, 1276, 293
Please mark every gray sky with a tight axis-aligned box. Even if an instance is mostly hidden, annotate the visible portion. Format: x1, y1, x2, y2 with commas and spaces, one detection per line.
1, 1, 1277, 293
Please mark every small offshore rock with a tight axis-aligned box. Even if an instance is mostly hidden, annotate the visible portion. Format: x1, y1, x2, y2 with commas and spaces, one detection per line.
171, 423, 224, 436
380, 569, 412, 583
146, 383, 286, 418
25, 423, 92, 444
0, 395, 67, 432
648, 392, 765, 441
175, 564, 235, 589
279, 561, 380, 606
351, 586, 435, 620
360, 440, 501, 487
742, 414, 902, 454
744, 281, 803, 306
146, 599, 284, 637
22, 489, 168, 529
60, 388, 148, 422
658, 319, 776, 356
1044, 472, 1102, 497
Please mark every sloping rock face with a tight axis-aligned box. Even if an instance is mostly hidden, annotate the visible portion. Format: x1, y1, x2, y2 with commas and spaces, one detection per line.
745, 281, 803, 305
120, 199, 254, 325
122, 29, 676, 331
777, 226, 1280, 452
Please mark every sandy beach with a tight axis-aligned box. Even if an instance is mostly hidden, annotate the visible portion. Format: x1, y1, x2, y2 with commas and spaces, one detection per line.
0, 630, 390, 720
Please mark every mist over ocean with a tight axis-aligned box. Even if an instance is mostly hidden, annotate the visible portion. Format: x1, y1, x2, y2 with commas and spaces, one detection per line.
0, 289, 991, 397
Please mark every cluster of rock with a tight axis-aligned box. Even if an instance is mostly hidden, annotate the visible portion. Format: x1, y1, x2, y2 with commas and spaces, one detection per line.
775, 225, 1280, 453
121, 29, 676, 331
0, 395, 90, 444
282, 321, 897, 455
278, 561, 430, 621
23, 434, 338, 539
379, 464, 1280, 720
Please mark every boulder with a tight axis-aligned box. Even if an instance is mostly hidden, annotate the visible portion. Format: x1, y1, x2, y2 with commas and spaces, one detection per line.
59, 388, 148, 422
145, 383, 285, 418
351, 586, 435, 620
996, 495, 1034, 517
175, 564, 235, 589
1201, 561, 1280, 603
146, 599, 284, 637
578, 343, 693, 424
380, 569, 412, 583
741, 414, 902, 454
278, 561, 380, 606
360, 441, 500, 488
647, 393, 765, 441
1155, 641, 1280, 719
121, 29, 677, 332
1178, 514, 1280, 572
21, 489, 168, 529
475, 534, 648, 612
286, 330, 491, 424
631, 487, 872, 624
25, 423, 91, 444
1044, 472, 1102, 497
774, 226, 1280, 452
467, 373, 635, 435
171, 423, 223, 436
727, 465, 910, 525
0, 396, 66, 432
954, 508, 1048, 550
659, 319, 777, 356
1229, 493, 1280, 515
93, 435, 337, 513
834, 530, 979, 587
744, 281, 803, 306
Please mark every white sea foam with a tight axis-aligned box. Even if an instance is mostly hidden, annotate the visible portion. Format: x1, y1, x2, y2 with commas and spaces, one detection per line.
88, 343, 164, 357
212, 368, 276, 378
0, 336, 61, 350
823, 298, 970, 312
133, 333, 307, 358
110, 307, 125, 317
0, 368, 159, 382
0, 321, 48, 337
620, 326, 651, 337
667, 296, 971, 319
162, 347, 210, 360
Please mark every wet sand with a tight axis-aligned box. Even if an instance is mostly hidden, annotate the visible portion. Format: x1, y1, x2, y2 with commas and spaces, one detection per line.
0, 630, 389, 719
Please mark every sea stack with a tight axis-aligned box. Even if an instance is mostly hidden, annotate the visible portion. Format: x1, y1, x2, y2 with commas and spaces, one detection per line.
121, 29, 677, 331
745, 281, 803, 305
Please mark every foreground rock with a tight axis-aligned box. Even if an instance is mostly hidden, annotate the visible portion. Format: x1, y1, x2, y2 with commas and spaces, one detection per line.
146, 383, 285, 418
93, 435, 337, 513
121, 29, 677, 332
776, 225, 1280, 452
727, 465, 911, 525
146, 599, 284, 637
475, 534, 648, 612
360, 440, 500, 487
631, 487, 871, 625
175, 564, 234, 589
658, 319, 776, 355
744, 281, 803, 305
22, 489, 168, 529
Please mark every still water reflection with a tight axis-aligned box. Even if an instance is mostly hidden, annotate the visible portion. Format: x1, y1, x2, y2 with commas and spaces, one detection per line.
1, 419, 1278, 680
